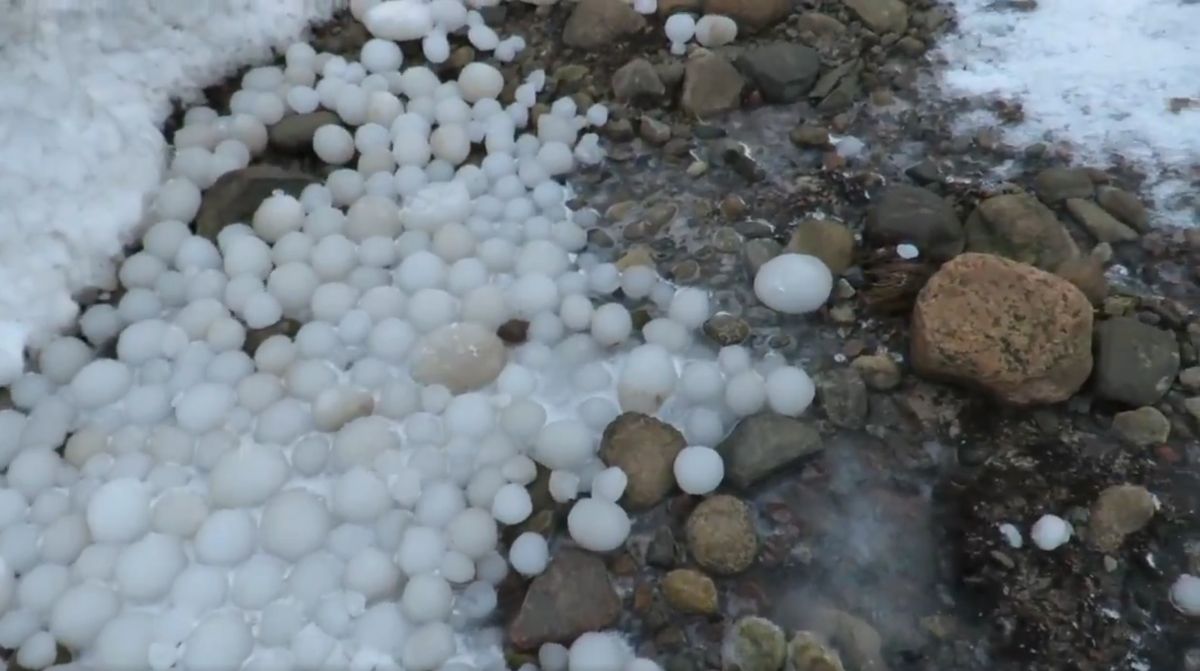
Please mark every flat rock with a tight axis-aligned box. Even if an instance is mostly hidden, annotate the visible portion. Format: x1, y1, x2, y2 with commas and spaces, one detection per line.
563, 0, 646, 50
195, 165, 317, 241
703, 0, 791, 31
717, 413, 823, 488
1065, 198, 1138, 243
599, 412, 685, 508
786, 219, 855, 274
911, 253, 1093, 405
1053, 255, 1108, 305
1035, 167, 1094, 205
842, 0, 909, 33
737, 42, 821, 103
269, 110, 340, 153
865, 185, 963, 260
964, 193, 1079, 271
681, 51, 745, 118
685, 495, 758, 575
1088, 484, 1156, 552
1112, 406, 1170, 447
1096, 186, 1149, 232
1093, 317, 1179, 406
816, 368, 868, 429
612, 58, 666, 101
508, 550, 621, 650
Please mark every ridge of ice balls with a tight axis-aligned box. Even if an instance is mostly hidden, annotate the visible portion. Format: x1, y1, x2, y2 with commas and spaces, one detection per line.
753, 253, 833, 314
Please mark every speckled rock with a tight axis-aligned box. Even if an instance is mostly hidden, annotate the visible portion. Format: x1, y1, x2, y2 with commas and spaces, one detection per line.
851, 355, 901, 391
1088, 484, 1157, 552
662, 568, 719, 615
911, 253, 1093, 405
600, 413, 686, 508
703, 313, 751, 346
612, 58, 666, 101
786, 632, 845, 671
723, 617, 787, 671
196, 166, 317, 241
816, 368, 868, 429
685, 495, 758, 575
737, 42, 821, 103
1096, 186, 1149, 232
269, 110, 341, 152
786, 220, 855, 275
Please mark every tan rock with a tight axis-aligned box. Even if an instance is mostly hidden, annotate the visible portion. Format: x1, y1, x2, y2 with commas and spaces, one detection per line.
685, 495, 758, 575
703, 0, 790, 31
599, 413, 686, 508
1088, 484, 1157, 552
911, 253, 1093, 405
786, 219, 856, 275
681, 51, 745, 118
662, 568, 719, 614
563, 0, 646, 50
964, 193, 1079, 271
1054, 255, 1108, 305
842, 0, 909, 33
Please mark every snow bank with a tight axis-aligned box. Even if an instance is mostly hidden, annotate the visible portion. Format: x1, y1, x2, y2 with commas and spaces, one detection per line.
0, 0, 343, 384
937, 0, 1200, 221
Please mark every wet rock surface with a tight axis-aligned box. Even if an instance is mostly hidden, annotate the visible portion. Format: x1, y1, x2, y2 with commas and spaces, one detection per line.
685, 495, 758, 575
717, 413, 824, 488
866, 185, 963, 260
1093, 317, 1180, 406
600, 412, 686, 508
508, 550, 621, 649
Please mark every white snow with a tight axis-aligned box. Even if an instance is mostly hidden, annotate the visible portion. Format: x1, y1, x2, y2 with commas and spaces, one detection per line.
937, 0, 1200, 223
0, 1, 343, 384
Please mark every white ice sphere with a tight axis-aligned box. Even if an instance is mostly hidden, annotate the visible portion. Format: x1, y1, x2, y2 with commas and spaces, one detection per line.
115, 533, 186, 602
1031, 514, 1072, 550
509, 532, 549, 576
591, 303, 633, 346
253, 192, 305, 242
17, 564, 67, 613
459, 63, 504, 103
175, 382, 236, 433
567, 498, 631, 552
673, 446, 724, 495
447, 507, 499, 559
18, 630, 57, 669
87, 478, 151, 543
665, 13, 696, 43
401, 573, 453, 622
695, 14, 738, 47
397, 525, 447, 577
754, 253, 833, 314
346, 194, 402, 240
366, 0, 434, 40
491, 483, 533, 525
94, 614, 156, 670
261, 489, 333, 560
182, 612, 253, 671
541, 643, 570, 671
194, 509, 256, 565
403, 621, 455, 671
345, 547, 401, 600
334, 468, 392, 522
534, 420, 593, 471
155, 177, 203, 222
548, 470, 581, 503
668, 287, 710, 329
617, 344, 678, 413
422, 30, 451, 63
209, 444, 289, 507
998, 522, 1023, 549
628, 659, 664, 671
764, 366, 816, 416
362, 38, 404, 73
69, 359, 132, 408
725, 370, 767, 416
569, 632, 631, 671
50, 582, 119, 649
1171, 574, 1200, 616
314, 124, 356, 165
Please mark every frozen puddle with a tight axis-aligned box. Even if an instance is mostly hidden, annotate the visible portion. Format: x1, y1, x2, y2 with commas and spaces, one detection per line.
936, 0, 1200, 223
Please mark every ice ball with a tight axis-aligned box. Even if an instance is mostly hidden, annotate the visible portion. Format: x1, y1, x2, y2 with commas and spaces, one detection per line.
1030, 514, 1072, 551
567, 498, 630, 552
673, 446, 724, 495
753, 254, 832, 314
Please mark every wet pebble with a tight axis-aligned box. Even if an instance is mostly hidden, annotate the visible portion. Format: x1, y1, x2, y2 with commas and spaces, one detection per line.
662, 568, 719, 615
703, 313, 751, 346
1112, 406, 1170, 446
851, 354, 901, 391
685, 495, 758, 575
723, 617, 786, 671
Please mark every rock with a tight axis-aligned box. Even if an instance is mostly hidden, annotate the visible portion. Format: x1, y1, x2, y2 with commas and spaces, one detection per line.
1185, 398, 1200, 426
269, 110, 341, 152
681, 51, 745, 118
662, 569, 719, 615
1097, 186, 1149, 232
742, 238, 781, 276
737, 42, 821, 103
842, 0, 909, 33
1088, 484, 1157, 552
1180, 367, 1200, 391
1065, 198, 1139, 243
1112, 406, 1170, 447
723, 617, 786, 671
801, 608, 887, 671
795, 12, 846, 36
786, 220, 855, 275
910, 253, 1093, 405
964, 193, 1079, 271
851, 355, 901, 391
612, 58, 666, 101
195, 166, 317, 241
640, 116, 672, 145
790, 126, 831, 148
1034, 167, 1094, 205
786, 632, 845, 671
599, 413, 686, 508
563, 0, 646, 50
646, 526, 678, 568
1053, 255, 1108, 305
508, 550, 621, 649
703, 313, 751, 346
1093, 317, 1180, 406
685, 495, 758, 575
703, 0, 790, 31
717, 413, 823, 488
811, 61, 861, 113
816, 368, 868, 429
865, 185, 963, 260
904, 159, 943, 186
657, 0, 703, 15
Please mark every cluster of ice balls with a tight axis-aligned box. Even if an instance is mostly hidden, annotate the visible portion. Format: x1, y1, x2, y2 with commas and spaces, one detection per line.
0, 8, 836, 671
663, 13, 738, 54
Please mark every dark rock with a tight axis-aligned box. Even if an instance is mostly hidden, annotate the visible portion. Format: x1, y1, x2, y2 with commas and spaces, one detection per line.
964, 193, 1078, 270
786, 219, 855, 274
612, 58, 666, 101
563, 0, 646, 50
737, 42, 821, 103
703, 0, 790, 31
717, 413, 823, 488
508, 550, 621, 649
1065, 198, 1138, 243
600, 413, 686, 508
790, 126, 831, 148
269, 110, 341, 152
1112, 406, 1170, 447
685, 495, 758, 575
640, 116, 672, 145
817, 368, 868, 429
646, 526, 678, 568
866, 185, 963, 260
842, 0, 909, 33
195, 166, 317, 241
1094, 317, 1180, 406
703, 313, 751, 346
656, 61, 686, 91
1034, 167, 1094, 205
795, 12, 847, 37
497, 319, 530, 344
681, 52, 745, 118
1096, 186, 1149, 232
905, 159, 943, 185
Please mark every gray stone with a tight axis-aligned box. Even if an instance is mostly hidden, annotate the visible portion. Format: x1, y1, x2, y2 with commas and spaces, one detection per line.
1065, 198, 1138, 243
1181, 367, 1200, 391
964, 193, 1079, 270
639, 116, 671, 144
743, 238, 782, 276
612, 58, 666, 101
681, 51, 745, 118
866, 185, 964, 260
563, 0, 646, 50
1034, 167, 1094, 205
269, 110, 341, 152
817, 368, 868, 429
1112, 406, 1170, 447
195, 166, 317, 241
508, 550, 621, 649
842, 0, 909, 33
1097, 186, 1149, 232
717, 413, 823, 488
1094, 317, 1180, 406
737, 42, 821, 103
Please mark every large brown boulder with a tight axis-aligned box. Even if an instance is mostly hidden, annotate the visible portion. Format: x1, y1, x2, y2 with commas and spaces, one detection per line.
910, 253, 1093, 405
